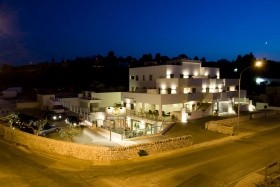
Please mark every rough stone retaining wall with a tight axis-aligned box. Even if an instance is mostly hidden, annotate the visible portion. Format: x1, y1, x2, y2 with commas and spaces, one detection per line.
205, 110, 280, 135
110, 136, 192, 160
0, 124, 192, 161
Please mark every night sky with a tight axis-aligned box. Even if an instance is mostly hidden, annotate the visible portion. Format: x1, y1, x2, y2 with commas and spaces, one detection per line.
1, 0, 280, 65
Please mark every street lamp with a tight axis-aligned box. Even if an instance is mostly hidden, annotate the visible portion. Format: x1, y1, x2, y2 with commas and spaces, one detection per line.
236, 60, 263, 135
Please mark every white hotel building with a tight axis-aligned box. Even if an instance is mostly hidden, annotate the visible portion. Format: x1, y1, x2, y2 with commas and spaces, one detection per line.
56, 59, 253, 138
121, 59, 251, 124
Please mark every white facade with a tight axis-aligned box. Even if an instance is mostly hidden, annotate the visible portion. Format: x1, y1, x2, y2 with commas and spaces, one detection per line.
124, 59, 245, 123
41, 60, 252, 138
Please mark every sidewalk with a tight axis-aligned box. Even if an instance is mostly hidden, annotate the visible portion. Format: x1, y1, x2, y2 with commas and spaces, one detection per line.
74, 128, 137, 147
234, 172, 264, 187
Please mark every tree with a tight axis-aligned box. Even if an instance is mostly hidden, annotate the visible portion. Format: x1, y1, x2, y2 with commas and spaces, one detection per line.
178, 54, 188, 59
155, 53, 161, 63
0, 112, 18, 127
200, 57, 206, 63
105, 51, 118, 67
59, 126, 83, 142
33, 119, 47, 136
234, 52, 256, 70
139, 53, 153, 66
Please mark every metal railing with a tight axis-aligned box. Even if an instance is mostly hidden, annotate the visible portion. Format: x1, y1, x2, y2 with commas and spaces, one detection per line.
126, 110, 172, 122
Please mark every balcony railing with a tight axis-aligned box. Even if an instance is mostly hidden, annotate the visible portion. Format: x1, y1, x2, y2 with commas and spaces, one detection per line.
126, 110, 172, 122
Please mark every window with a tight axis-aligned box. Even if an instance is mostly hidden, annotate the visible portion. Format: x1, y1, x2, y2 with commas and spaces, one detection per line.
192, 88, 196, 93
170, 74, 174, 78
143, 75, 145, 81
149, 75, 153, 81
131, 87, 134, 92
136, 76, 139, 81
130, 76, 134, 80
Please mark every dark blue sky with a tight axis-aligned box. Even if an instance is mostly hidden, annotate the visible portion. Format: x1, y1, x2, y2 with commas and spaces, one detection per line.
1, 0, 280, 65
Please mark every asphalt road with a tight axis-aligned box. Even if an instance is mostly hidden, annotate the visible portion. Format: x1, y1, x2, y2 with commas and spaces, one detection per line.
0, 122, 280, 187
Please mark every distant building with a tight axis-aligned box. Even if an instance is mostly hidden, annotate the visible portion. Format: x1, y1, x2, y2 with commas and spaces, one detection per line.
0, 87, 22, 98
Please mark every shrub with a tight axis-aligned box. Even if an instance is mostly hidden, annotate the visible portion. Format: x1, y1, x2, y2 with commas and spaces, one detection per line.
59, 126, 83, 142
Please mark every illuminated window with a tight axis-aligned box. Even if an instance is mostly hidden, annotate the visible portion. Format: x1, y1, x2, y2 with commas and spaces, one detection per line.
184, 88, 191, 94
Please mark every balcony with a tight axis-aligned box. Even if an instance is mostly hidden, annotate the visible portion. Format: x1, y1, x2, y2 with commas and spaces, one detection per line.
202, 90, 246, 102
126, 110, 172, 122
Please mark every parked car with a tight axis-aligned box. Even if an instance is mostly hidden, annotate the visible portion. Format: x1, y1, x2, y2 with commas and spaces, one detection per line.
43, 110, 63, 121
65, 115, 81, 127
37, 123, 61, 136
65, 116, 92, 127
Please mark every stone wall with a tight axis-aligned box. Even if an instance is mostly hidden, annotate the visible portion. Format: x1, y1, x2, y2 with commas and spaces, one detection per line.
205, 110, 280, 135
110, 136, 192, 159
0, 124, 192, 161
16, 102, 39, 109
205, 121, 235, 135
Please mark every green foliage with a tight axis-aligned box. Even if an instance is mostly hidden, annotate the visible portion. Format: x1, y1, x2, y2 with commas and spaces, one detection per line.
0, 113, 18, 127
59, 126, 83, 142
33, 119, 48, 135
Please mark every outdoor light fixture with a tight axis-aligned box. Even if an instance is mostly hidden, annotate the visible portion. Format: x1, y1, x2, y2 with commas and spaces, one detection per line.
236, 60, 263, 135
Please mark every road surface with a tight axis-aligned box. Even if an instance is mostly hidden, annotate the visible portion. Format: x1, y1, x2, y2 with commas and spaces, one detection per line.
0, 125, 279, 186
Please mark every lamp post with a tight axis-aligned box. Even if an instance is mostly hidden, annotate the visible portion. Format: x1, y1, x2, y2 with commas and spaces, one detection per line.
236, 60, 262, 135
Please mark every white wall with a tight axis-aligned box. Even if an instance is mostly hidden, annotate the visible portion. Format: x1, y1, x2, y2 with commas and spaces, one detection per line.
37, 94, 55, 109
129, 66, 167, 91
256, 102, 269, 110
122, 92, 162, 106
95, 92, 122, 108
60, 98, 80, 106
181, 62, 201, 76
200, 67, 220, 77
